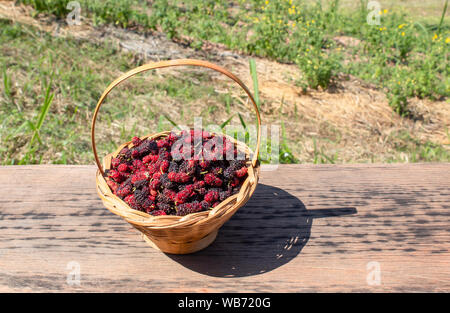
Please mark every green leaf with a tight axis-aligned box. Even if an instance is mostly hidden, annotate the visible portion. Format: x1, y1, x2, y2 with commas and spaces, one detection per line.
220, 114, 234, 129
238, 112, 247, 129
163, 114, 180, 130
249, 58, 260, 109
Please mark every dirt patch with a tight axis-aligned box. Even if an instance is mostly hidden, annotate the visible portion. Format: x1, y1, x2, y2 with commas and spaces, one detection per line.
0, 0, 448, 162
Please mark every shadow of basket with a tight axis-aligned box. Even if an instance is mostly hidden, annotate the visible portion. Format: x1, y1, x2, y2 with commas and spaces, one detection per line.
167, 184, 357, 277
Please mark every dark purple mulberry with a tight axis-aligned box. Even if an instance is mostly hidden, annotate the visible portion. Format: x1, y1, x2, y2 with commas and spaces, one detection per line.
134, 187, 149, 205
168, 161, 179, 173
133, 179, 148, 189
224, 166, 235, 179
219, 191, 228, 201
230, 159, 246, 170
176, 202, 203, 216
160, 173, 174, 189
157, 202, 171, 212
138, 140, 158, 156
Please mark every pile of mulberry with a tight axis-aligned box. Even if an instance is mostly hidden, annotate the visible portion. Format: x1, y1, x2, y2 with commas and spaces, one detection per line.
105, 131, 249, 217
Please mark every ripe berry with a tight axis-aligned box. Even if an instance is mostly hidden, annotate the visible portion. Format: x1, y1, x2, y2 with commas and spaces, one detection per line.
111, 157, 121, 168
132, 136, 143, 147
107, 180, 118, 193
109, 169, 124, 183
204, 173, 222, 187
199, 160, 210, 169
124, 194, 138, 210
204, 190, 219, 203
152, 172, 161, 180
109, 131, 246, 216
193, 180, 205, 189
149, 179, 161, 190
116, 184, 131, 198
160, 160, 169, 173
131, 171, 148, 184
131, 148, 140, 159
133, 159, 145, 170
177, 172, 190, 183
168, 172, 177, 182
117, 163, 129, 173
235, 166, 248, 178
231, 177, 240, 187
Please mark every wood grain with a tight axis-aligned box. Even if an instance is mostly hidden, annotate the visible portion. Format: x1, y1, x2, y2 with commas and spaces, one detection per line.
0, 164, 448, 292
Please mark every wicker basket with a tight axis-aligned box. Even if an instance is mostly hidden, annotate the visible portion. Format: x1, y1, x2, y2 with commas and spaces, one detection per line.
91, 59, 261, 254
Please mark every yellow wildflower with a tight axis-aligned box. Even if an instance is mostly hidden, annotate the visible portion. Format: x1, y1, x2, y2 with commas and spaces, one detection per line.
265, 0, 269, 4
312, 19, 315, 24
401, 32, 405, 36
446, 37, 450, 44
432, 33, 438, 41
383, 9, 388, 14
292, 22, 296, 27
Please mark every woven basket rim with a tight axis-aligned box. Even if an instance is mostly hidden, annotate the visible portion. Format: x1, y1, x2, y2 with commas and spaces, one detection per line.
96, 130, 260, 230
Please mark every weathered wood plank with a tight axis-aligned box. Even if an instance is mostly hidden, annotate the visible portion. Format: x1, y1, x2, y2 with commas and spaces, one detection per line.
0, 164, 449, 292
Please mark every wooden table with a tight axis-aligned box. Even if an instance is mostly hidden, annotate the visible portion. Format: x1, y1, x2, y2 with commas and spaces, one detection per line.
0, 164, 448, 292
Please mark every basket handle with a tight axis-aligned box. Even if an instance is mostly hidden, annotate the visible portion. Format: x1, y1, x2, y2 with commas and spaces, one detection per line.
91, 59, 262, 176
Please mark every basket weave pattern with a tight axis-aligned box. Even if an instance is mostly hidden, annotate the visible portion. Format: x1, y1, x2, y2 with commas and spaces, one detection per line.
92, 60, 261, 254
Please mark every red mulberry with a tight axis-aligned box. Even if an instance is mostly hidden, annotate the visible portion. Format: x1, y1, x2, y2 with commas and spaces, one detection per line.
109, 169, 124, 183
107, 180, 118, 193
111, 157, 121, 168
204, 190, 219, 203
235, 166, 248, 178
132, 136, 143, 147
199, 159, 210, 169
204, 173, 222, 187
108, 131, 248, 217
132, 159, 145, 170
124, 194, 138, 210
151, 210, 167, 216
117, 163, 129, 173
116, 182, 132, 198
131, 171, 148, 184
160, 160, 169, 173
149, 179, 161, 190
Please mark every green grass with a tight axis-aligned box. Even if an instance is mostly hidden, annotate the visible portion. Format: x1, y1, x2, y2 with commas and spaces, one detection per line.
18, 0, 450, 117
0, 19, 203, 164
0, 19, 298, 165
388, 130, 450, 162
0, 15, 448, 165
